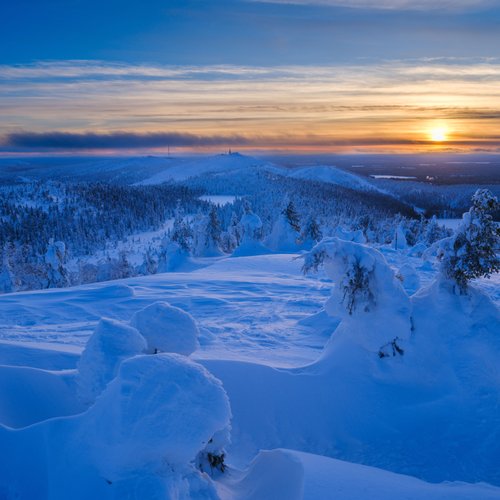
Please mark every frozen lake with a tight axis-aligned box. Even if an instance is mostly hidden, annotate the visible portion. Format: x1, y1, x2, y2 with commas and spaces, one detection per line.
199, 195, 238, 205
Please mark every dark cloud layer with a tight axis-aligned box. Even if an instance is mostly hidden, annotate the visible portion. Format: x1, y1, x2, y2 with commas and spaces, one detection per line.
2, 131, 251, 150
3, 130, 500, 152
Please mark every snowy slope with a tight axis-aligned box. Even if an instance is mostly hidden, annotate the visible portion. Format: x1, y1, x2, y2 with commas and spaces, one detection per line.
0, 155, 179, 184
288, 164, 383, 193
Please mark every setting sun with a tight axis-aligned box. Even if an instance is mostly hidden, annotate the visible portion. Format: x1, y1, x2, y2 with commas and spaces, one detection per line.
429, 127, 448, 142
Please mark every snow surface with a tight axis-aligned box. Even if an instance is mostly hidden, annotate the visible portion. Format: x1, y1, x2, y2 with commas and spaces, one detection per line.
0, 250, 499, 498
218, 449, 500, 500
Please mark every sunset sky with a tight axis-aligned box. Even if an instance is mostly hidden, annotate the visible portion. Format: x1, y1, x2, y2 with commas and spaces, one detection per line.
1, 0, 500, 154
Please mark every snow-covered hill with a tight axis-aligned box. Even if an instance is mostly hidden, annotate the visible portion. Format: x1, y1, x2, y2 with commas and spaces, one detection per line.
138, 152, 278, 184
288, 164, 382, 193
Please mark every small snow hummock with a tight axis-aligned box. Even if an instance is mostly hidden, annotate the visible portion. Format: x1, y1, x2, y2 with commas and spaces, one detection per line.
76, 318, 147, 404
130, 301, 200, 355
396, 263, 421, 295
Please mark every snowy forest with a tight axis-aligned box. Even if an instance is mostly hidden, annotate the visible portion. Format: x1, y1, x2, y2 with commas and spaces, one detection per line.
2, 153, 490, 293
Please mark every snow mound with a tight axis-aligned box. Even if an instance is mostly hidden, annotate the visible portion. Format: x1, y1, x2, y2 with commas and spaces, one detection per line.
77, 318, 147, 404
334, 226, 366, 244
0, 365, 82, 428
225, 449, 500, 500
90, 283, 135, 298
87, 354, 231, 475
130, 301, 200, 355
0, 354, 231, 499
397, 263, 421, 295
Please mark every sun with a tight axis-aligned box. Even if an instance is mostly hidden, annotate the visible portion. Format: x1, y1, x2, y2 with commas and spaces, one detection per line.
429, 126, 448, 142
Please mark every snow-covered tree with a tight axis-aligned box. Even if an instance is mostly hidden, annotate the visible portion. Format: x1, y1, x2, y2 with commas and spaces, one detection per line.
233, 205, 268, 256
283, 201, 301, 233
206, 206, 223, 254
266, 201, 301, 252
437, 189, 500, 293
44, 239, 69, 288
424, 215, 443, 245
221, 211, 241, 253
300, 216, 322, 248
0, 244, 14, 293
192, 209, 223, 257
393, 222, 408, 250
171, 204, 193, 254
303, 237, 412, 357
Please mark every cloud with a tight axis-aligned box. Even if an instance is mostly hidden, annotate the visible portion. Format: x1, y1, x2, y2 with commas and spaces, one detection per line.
250, 0, 495, 11
2, 131, 251, 151
3, 130, 500, 152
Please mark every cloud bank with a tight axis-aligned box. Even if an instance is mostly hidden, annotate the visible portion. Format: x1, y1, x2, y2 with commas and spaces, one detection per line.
2, 60, 500, 153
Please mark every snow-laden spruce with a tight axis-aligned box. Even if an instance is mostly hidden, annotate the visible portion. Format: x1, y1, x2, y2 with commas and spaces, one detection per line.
303, 236, 412, 357
436, 188, 499, 293
266, 201, 302, 253
130, 301, 200, 355
232, 203, 269, 256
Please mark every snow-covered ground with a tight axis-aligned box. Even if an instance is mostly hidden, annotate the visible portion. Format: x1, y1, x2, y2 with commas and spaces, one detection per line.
1, 249, 499, 498
0, 255, 332, 367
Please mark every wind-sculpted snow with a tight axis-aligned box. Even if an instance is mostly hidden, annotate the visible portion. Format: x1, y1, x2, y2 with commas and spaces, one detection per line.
203, 245, 500, 486
76, 318, 147, 404
131, 301, 200, 355
224, 449, 500, 500
0, 354, 231, 499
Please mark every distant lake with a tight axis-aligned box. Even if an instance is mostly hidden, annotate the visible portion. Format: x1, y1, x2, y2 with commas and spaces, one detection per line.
199, 195, 238, 205
370, 175, 417, 180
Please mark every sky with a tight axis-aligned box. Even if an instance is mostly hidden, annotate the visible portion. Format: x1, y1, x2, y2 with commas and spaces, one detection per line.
1, 0, 500, 154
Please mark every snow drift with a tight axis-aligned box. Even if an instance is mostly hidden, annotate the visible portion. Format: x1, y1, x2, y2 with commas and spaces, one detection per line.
0, 354, 231, 499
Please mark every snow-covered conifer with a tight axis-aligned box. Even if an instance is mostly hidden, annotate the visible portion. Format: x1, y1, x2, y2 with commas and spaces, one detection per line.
44, 239, 69, 288
437, 189, 499, 292
300, 216, 322, 248
171, 203, 193, 253
283, 201, 301, 233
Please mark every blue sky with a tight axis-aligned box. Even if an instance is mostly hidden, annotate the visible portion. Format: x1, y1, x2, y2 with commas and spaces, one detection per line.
1, 0, 500, 153
2, 0, 500, 65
